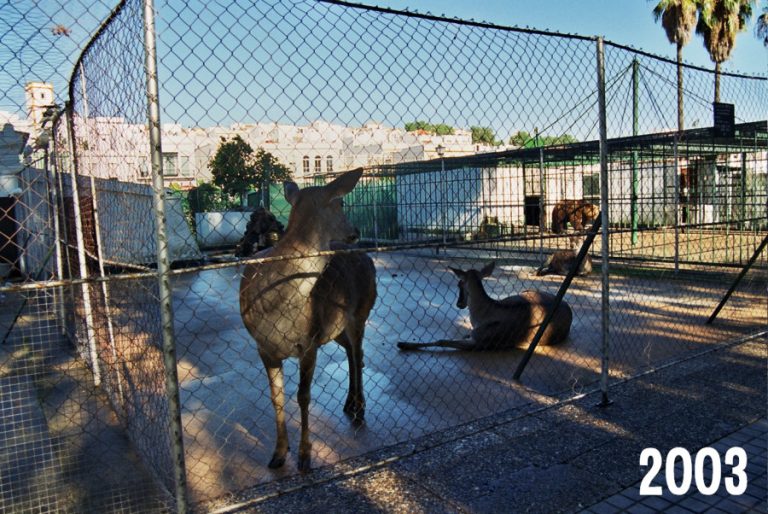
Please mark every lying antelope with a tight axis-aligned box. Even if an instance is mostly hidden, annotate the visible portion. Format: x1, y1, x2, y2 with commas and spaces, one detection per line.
536, 236, 592, 277
397, 262, 571, 351
240, 169, 376, 472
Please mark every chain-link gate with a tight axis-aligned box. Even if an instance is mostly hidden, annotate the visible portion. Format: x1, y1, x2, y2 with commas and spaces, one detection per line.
1, 1, 766, 513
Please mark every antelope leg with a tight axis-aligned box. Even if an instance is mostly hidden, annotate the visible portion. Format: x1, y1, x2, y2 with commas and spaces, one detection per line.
261, 353, 289, 469
338, 330, 366, 425
297, 347, 318, 472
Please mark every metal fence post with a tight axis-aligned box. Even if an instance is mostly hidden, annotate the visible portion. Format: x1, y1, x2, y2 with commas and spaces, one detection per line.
538, 146, 545, 262
142, 0, 189, 512
47, 116, 67, 334
65, 103, 101, 386
631, 58, 639, 246
89, 176, 125, 410
596, 37, 611, 407
673, 136, 680, 274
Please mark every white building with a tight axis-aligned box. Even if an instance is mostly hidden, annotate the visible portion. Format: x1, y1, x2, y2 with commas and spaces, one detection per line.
158, 119, 496, 189
5, 82, 531, 189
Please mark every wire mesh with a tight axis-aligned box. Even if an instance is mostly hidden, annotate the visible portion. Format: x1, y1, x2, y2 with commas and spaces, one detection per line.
0, 0, 766, 512
2, 0, 171, 512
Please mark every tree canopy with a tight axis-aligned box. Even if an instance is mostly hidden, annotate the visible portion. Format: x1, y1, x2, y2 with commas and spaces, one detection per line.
696, 0, 755, 102
404, 121, 455, 135
470, 126, 501, 146
758, 3, 768, 45
508, 131, 578, 148
208, 135, 291, 205
652, 0, 700, 131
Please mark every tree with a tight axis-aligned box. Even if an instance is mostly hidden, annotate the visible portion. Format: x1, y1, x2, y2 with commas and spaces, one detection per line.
404, 120, 432, 132
404, 121, 455, 135
652, 0, 701, 132
508, 130, 532, 147
209, 135, 291, 206
757, 3, 768, 45
508, 130, 578, 148
696, 0, 754, 102
470, 126, 500, 146
252, 147, 292, 210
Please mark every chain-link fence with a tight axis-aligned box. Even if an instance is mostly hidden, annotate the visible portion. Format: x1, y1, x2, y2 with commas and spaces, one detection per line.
1, 0, 766, 512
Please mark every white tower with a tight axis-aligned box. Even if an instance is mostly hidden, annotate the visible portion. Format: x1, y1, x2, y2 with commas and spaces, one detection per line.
24, 82, 55, 131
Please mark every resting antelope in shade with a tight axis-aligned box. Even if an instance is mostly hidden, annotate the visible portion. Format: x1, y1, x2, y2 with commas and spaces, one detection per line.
397, 262, 572, 351
536, 236, 593, 277
239, 169, 376, 472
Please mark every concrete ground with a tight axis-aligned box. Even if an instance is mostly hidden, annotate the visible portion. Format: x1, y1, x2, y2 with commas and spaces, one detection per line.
0, 289, 167, 513
201, 336, 766, 514
0, 247, 764, 513
171, 249, 765, 505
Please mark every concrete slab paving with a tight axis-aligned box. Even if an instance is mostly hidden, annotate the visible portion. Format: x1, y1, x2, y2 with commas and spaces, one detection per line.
170, 251, 764, 503
203, 337, 766, 514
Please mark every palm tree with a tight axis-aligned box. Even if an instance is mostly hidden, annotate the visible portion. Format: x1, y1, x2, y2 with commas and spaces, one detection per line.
756, 3, 768, 46
696, 0, 755, 102
653, 0, 701, 132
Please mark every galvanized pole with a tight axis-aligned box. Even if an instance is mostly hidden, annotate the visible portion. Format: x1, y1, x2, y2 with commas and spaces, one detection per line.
631, 59, 639, 246
739, 153, 747, 234
372, 178, 380, 246
538, 145, 545, 263
596, 37, 611, 407
89, 176, 124, 410
65, 103, 101, 386
673, 137, 680, 274
47, 117, 66, 334
441, 159, 447, 248
142, 1, 189, 512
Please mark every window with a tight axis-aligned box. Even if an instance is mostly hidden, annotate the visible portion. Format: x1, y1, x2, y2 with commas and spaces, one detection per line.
302, 155, 310, 175
162, 152, 178, 176
138, 160, 149, 178
326, 156, 333, 173
583, 173, 600, 200
314, 155, 322, 175
179, 155, 192, 176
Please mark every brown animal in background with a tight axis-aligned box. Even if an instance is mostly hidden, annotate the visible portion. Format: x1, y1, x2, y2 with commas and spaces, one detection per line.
235, 207, 284, 257
239, 169, 377, 472
536, 236, 592, 277
551, 199, 598, 234
397, 262, 572, 351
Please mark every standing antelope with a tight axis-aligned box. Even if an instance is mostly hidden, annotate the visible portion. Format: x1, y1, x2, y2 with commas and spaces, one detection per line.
240, 169, 376, 472
397, 262, 571, 351
551, 199, 598, 234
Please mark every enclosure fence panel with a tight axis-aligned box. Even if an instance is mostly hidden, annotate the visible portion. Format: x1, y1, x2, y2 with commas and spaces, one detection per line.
0, 0, 766, 512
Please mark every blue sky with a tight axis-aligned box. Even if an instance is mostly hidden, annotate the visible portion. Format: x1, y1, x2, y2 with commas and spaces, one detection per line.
149, 0, 767, 137
2, 0, 765, 139
357, 0, 767, 75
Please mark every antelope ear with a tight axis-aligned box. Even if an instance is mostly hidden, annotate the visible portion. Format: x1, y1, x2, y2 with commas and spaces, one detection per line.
284, 181, 300, 205
325, 168, 363, 199
448, 267, 465, 279
480, 262, 495, 277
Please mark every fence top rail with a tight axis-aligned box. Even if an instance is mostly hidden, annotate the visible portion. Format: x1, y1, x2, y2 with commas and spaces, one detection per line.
66, 0, 766, 111
322, 0, 767, 79
603, 40, 768, 80
67, 0, 129, 103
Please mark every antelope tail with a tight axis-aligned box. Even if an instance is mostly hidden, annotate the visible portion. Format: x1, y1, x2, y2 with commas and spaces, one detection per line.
397, 339, 477, 351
